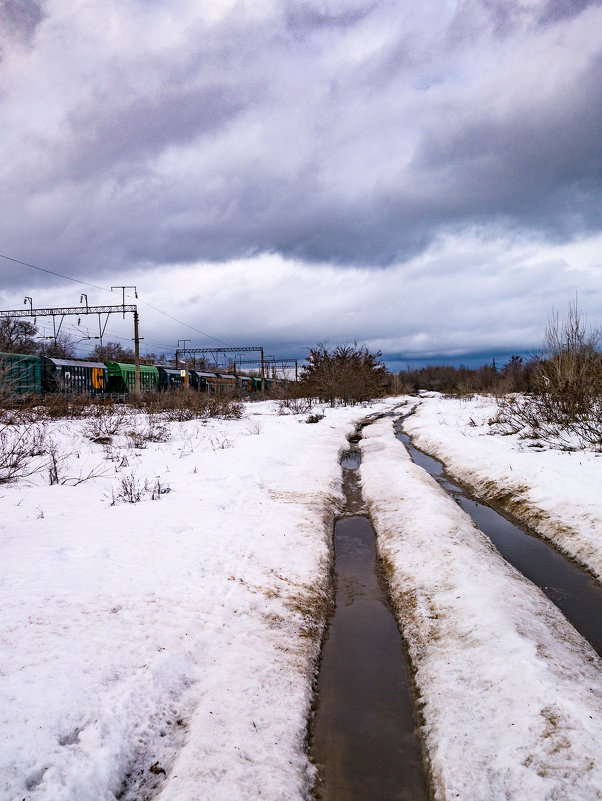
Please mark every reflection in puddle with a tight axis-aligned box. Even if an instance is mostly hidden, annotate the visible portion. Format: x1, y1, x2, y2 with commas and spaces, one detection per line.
339, 450, 361, 470
396, 423, 602, 658
311, 437, 429, 801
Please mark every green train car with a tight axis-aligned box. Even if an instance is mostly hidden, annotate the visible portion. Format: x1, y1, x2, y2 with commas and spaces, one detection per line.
0, 351, 43, 395
106, 362, 159, 393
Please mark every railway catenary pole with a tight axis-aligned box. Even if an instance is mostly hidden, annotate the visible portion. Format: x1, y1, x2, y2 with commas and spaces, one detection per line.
233, 358, 298, 381
174, 346, 267, 390
112, 287, 141, 394
175, 340, 191, 369
0, 298, 142, 393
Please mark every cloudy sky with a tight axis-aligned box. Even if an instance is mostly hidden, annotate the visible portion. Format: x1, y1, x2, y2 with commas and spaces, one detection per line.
1, 0, 601, 369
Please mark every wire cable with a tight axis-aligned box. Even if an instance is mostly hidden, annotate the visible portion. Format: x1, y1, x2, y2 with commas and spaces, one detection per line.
0, 252, 232, 346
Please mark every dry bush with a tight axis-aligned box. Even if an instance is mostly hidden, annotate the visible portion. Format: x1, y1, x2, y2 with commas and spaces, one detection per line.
110, 471, 171, 504
278, 396, 314, 415
82, 400, 127, 440
127, 414, 170, 448
300, 343, 387, 406
41, 393, 93, 420
45, 437, 109, 485
126, 389, 243, 420
0, 418, 47, 483
494, 301, 602, 449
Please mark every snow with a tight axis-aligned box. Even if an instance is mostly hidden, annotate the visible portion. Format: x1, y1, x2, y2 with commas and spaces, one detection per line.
0, 400, 394, 801
402, 394, 602, 580
2, 394, 601, 801
359, 416, 602, 801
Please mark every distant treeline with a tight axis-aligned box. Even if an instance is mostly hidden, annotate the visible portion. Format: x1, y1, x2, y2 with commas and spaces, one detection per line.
396, 355, 536, 395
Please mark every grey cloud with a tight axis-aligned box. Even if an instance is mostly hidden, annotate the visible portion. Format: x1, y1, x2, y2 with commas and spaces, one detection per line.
0, 0, 44, 46
0, 0, 601, 285
61, 83, 249, 180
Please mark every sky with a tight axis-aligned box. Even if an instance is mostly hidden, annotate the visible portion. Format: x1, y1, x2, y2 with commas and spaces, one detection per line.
0, 0, 601, 370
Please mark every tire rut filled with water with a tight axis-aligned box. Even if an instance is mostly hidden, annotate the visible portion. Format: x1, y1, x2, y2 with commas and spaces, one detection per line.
310, 434, 430, 801
395, 418, 602, 658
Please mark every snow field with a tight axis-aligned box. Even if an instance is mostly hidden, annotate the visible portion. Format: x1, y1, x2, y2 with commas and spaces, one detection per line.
0, 400, 397, 801
359, 417, 602, 801
403, 394, 602, 581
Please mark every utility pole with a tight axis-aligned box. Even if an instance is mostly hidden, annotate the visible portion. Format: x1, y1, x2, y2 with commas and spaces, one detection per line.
175, 340, 191, 369
112, 286, 141, 394
2, 295, 142, 393
174, 346, 266, 388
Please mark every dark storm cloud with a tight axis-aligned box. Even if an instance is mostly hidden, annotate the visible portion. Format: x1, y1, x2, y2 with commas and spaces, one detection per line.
0, 0, 44, 47
0, 0, 601, 287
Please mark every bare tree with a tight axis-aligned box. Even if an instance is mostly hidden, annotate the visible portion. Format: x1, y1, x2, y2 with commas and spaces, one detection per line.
0, 318, 39, 353
36, 333, 76, 359
89, 342, 135, 362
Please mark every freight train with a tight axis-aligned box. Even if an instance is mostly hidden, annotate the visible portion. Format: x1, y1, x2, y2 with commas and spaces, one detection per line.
0, 352, 272, 396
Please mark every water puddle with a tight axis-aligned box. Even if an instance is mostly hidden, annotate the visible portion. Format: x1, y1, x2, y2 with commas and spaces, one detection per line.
395, 423, 602, 658
310, 446, 430, 801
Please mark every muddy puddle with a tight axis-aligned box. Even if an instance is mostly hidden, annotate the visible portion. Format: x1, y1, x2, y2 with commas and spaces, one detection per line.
310, 447, 429, 801
395, 423, 602, 658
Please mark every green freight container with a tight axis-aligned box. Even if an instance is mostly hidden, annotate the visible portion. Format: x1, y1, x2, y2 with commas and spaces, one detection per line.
0, 352, 42, 395
105, 362, 159, 393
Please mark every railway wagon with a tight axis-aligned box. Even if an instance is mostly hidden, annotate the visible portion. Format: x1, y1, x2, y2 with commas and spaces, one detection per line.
213, 373, 236, 393
106, 362, 159, 393
236, 375, 252, 393
0, 351, 42, 395
189, 370, 236, 394
42, 357, 108, 394
157, 366, 188, 391
189, 370, 214, 393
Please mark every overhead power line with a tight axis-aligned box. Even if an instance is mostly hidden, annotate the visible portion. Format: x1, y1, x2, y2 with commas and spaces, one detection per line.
0, 251, 231, 346
0, 252, 110, 293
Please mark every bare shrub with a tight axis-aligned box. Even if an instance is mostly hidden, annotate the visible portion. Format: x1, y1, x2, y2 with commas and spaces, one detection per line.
278, 397, 313, 415
127, 414, 170, 448
125, 389, 243, 421
82, 401, 126, 441
151, 477, 171, 499
207, 430, 233, 451
0, 419, 47, 483
41, 393, 92, 420
494, 301, 602, 449
113, 472, 146, 503
300, 343, 387, 406
110, 471, 171, 504
45, 437, 109, 485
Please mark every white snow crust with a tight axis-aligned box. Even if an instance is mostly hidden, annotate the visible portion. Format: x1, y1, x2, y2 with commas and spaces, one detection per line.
0, 400, 394, 801
360, 417, 602, 801
2, 394, 601, 801
402, 394, 602, 580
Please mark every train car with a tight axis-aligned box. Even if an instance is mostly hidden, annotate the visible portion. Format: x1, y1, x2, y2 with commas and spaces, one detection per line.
189, 370, 216, 393
41, 357, 108, 394
0, 351, 42, 395
236, 375, 253, 393
157, 366, 187, 391
214, 373, 236, 393
106, 362, 159, 393
250, 376, 263, 392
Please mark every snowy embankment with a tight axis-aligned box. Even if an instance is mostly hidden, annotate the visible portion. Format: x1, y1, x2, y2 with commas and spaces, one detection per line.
0, 399, 395, 801
360, 418, 602, 801
403, 394, 602, 581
